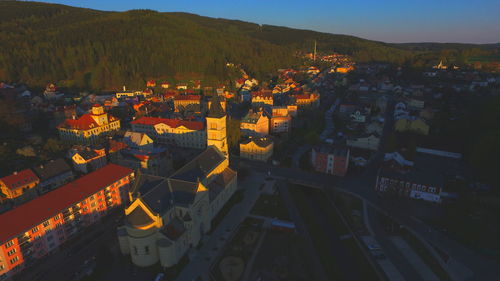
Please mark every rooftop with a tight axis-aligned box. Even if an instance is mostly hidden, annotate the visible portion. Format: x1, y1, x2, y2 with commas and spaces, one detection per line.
0, 164, 133, 243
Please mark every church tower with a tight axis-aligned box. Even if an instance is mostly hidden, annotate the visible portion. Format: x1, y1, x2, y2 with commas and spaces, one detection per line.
206, 97, 228, 156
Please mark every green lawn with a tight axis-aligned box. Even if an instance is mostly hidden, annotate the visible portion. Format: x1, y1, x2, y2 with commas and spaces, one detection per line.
289, 186, 381, 281
250, 192, 290, 220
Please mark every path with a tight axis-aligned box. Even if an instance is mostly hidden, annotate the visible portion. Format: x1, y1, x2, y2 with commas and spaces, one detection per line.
175, 171, 266, 281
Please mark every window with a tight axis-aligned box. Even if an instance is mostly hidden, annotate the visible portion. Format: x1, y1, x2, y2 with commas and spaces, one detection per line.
91, 202, 96, 208
43, 221, 50, 228
10, 257, 19, 264
5, 240, 14, 248
145, 246, 149, 255
7, 249, 16, 256
32, 227, 39, 233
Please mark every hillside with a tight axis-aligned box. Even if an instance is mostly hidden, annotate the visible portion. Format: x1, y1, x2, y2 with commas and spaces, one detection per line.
0, 1, 497, 90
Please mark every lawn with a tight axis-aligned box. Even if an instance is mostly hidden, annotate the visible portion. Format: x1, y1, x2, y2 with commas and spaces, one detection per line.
289, 185, 381, 281
211, 218, 264, 281
250, 192, 290, 220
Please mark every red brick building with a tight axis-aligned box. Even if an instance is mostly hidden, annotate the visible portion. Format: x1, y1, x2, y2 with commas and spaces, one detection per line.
311, 145, 350, 177
0, 164, 133, 280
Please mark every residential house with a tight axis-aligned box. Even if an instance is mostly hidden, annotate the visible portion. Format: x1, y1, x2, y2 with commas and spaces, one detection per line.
113, 132, 172, 177
173, 95, 201, 112
347, 133, 380, 151
270, 106, 292, 134
239, 137, 274, 162
0, 170, 40, 201
295, 93, 320, 107
32, 159, 74, 194
240, 110, 269, 137
311, 145, 350, 177
251, 91, 273, 106
67, 146, 108, 174
395, 118, 430, 135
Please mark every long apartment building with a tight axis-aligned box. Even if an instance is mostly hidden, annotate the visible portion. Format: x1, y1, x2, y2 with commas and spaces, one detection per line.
130, 117, 206, 149
0, 164, 134, 280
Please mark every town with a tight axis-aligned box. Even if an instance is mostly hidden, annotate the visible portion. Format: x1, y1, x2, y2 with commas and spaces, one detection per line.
1, 49, 499, 281
1, 1, 500, 280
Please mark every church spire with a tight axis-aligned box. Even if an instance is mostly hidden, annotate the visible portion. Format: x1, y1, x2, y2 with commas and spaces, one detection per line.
207, 96, 225, 118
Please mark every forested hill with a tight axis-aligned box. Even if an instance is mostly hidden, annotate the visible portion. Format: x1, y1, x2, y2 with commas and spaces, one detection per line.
0, 1, 495, 90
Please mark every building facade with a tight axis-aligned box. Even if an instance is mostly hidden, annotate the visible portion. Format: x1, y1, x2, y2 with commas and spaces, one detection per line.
239, 137, 274, 162
240, 110, 269, 137
0, 164, 133, 280
346, 134, 381, 151
131, 117, 206, 149
0, 170, 39, 201
311, 145, 350, 177
251, 91, 273, 106
67, 146, 108, 174
57, 105, 121, 145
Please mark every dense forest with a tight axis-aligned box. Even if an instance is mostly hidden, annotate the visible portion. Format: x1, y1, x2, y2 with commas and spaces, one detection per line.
0, 1, 498, 90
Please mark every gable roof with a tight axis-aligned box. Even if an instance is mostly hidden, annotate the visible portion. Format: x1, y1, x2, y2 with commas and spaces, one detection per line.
241, 137, 273, 148
32, 158, 72, 181
0, 164, 133, 243
170, 146, 225, 183
0, 169, 39, 190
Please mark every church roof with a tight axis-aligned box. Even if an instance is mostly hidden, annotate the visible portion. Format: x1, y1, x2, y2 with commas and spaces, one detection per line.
126, 206, 154, 228
207, 97, 225, 118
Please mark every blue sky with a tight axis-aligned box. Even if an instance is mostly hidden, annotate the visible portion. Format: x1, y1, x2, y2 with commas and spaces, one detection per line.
42, 0, 499, 43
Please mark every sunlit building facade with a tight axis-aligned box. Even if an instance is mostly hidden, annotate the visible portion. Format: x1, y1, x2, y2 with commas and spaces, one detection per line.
0, 164, 134, 280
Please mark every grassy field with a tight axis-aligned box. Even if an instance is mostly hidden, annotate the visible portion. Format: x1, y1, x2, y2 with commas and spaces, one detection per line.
289, 185, 381, 281
250, 191, 290, 220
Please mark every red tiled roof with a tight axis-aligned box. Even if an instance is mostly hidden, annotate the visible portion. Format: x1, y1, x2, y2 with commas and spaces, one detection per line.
0, 169, 39, 190
57, 113, 118, 130
109, 140, 128, 153
174, 94, 200, 101
251, 91, 272, 98
130, 117, 205, 130
295, 93, 311, 100
0, 164, 133, 244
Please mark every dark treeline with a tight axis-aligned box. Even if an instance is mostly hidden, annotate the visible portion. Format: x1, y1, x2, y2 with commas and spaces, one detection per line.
0, 1, 498, 91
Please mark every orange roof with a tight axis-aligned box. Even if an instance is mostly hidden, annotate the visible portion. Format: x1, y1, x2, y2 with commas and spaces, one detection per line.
251, 91, 272, 98
0, 169, 39, 190
0, 164, 133, 243
175, 94, 200, 101
57, 113, 118, 130
131, 117, 205, 130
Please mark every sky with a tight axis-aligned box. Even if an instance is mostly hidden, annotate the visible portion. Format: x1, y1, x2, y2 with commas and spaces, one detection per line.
41, 0, 500, 44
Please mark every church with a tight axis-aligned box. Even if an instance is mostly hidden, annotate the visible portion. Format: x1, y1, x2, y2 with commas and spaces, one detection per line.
117, 99, 237, 268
